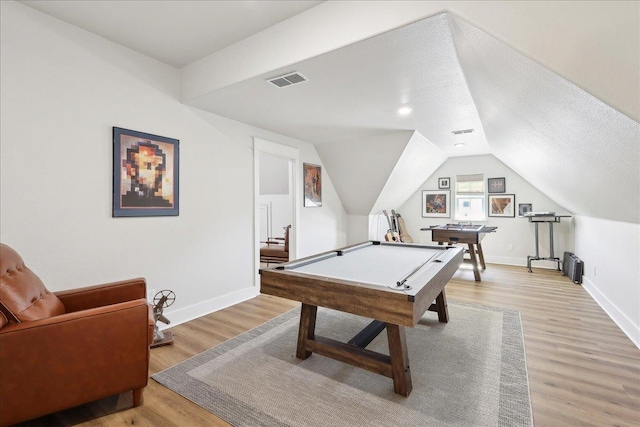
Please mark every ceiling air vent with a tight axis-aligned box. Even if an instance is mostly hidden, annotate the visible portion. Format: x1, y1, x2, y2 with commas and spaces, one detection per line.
267, 72, 309, 88
451, 129, 475, 135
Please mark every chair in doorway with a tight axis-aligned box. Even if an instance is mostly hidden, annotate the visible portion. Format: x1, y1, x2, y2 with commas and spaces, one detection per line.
260, 225, 291, 265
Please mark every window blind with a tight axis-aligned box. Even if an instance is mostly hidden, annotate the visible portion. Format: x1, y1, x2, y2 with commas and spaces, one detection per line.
456, 174, 484, 194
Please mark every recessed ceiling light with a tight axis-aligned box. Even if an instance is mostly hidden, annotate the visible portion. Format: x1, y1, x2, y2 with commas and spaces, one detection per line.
454, 142, 466, 147
398, 106, 413, 115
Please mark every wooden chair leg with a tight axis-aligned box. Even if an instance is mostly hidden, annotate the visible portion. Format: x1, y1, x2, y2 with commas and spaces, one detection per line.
133, 388, 144, 407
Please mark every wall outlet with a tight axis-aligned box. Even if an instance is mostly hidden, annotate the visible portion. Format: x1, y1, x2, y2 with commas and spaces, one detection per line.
147, 288, 156, 303
593, 266, 596, 277
507, 243, 514, 251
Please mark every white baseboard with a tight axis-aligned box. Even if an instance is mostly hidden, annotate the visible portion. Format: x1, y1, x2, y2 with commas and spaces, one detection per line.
484, 257, 639, 349
157, 287, 260, 331
581, 276, 640, 349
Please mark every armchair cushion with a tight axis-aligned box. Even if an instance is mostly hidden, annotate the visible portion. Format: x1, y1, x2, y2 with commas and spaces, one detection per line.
0, 243, 154, 426
0, 244, 64, 325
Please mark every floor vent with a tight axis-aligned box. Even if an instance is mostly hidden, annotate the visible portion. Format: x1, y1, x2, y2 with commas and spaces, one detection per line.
267, 72, 308, 88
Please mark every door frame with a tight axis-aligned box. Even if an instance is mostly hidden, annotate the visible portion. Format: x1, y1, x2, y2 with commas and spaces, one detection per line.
254, 138, 299, 287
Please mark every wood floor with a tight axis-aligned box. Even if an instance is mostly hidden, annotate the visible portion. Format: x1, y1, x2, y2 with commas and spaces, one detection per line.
23, 264, 640, 426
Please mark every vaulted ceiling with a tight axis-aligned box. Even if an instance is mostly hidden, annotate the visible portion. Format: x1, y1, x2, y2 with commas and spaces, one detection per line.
19, 1, 640, 223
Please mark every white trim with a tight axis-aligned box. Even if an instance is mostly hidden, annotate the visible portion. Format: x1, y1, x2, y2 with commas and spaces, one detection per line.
157, 287, 259, 331
582, 275, 640, 349
253, 138, 300, 288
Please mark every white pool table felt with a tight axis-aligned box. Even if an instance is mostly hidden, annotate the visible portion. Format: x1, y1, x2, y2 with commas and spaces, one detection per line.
288, 243, 447, 292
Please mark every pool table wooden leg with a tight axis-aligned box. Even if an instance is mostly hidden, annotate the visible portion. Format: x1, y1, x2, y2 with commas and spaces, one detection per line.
297, 303, 317, 359
435, 290, 449, 323
387, 324, 412, 397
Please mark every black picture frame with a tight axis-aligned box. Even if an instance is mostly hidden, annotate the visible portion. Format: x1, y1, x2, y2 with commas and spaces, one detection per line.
422, 190, 450, 218
438, 177, 450, 189
488, 194, 516, 217
518, 203, 533, 217
488, 177, 506, 193
113, 127, 179, 217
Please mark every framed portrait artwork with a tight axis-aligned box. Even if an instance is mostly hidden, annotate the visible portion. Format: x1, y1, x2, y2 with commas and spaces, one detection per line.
487, 177, 506, 193
438, 177, 450, 189
303, 163, 322, 207
488, 194, 515, 217
422, 190, 450, 218
113, 127, 179, 217
518, 203, 533, 217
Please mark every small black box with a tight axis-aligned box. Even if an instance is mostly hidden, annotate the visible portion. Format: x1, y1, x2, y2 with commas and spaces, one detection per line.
562, 252, 583, 284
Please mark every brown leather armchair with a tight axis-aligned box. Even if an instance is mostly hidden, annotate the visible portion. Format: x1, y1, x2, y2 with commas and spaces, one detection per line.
0, 244, 154, 426
260, 225, 291, 265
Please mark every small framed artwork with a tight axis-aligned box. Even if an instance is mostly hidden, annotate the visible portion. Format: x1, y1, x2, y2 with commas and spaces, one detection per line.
422, 190, 450, 218
303, 163, 322, 207
518, 203, 533, 217
488, 177, 506, 193
113, 127, 179, 217
488, 194, 515, 217
438, 177, 450, 189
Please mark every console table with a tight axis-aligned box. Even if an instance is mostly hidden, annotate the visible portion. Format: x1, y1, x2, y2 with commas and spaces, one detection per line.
524, 212, 571, 272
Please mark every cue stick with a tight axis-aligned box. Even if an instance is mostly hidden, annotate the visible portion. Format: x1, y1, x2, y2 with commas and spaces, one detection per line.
395, 252, 439, 288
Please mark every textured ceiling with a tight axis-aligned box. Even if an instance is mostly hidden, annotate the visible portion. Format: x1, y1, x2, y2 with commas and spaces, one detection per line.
191, 11, 639, 220
16, 1, 640, 222
189, 13, 490, 156
450, 16, 640, 224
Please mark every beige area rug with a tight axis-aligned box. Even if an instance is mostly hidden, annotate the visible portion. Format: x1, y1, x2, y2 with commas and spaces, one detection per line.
153, 303, 532, 426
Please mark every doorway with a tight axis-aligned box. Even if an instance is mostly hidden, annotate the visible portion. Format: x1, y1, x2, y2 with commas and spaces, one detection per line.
254, 138, 299, 283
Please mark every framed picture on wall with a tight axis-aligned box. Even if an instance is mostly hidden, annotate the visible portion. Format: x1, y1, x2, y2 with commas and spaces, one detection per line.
422, 190, 450, 218
488, 177, 506, 193
488, 194, 515, 217
518, 203, 533, 217
113, 127, 179, 217
303, 163, 322, 207
438, 177, 450, 189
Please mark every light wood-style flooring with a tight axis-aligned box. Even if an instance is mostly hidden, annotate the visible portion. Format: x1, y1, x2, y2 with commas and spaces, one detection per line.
24, 264, 640, 426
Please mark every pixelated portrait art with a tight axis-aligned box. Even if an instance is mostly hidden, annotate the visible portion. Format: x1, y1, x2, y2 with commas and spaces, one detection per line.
113, 127, 179, 217
303, 163, 322, 207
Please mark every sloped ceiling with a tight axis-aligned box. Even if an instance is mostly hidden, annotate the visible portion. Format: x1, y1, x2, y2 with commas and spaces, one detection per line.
449, 16, 639, 224
18, 1, 640, 223
189, 10, 639, 222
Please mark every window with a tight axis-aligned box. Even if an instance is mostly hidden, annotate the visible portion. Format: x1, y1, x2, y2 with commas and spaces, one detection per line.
455, 174, 485, 221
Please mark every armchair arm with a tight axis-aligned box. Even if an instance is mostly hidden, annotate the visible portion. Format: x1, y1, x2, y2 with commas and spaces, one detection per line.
0, 299, 153, 426
56, 278, 146, 313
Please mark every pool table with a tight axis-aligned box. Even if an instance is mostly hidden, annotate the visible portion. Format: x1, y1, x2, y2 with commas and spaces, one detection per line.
260, 241, 463, 396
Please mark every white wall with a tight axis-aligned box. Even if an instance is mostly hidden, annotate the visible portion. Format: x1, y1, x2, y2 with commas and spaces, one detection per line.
0, 1, 346, 326
259, 153, 289, 195
258, 195, 292, 241
347, 215, 370, 245
574, 217, 640, 347
398, 155, 572, 267
259, 153, 292, 240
